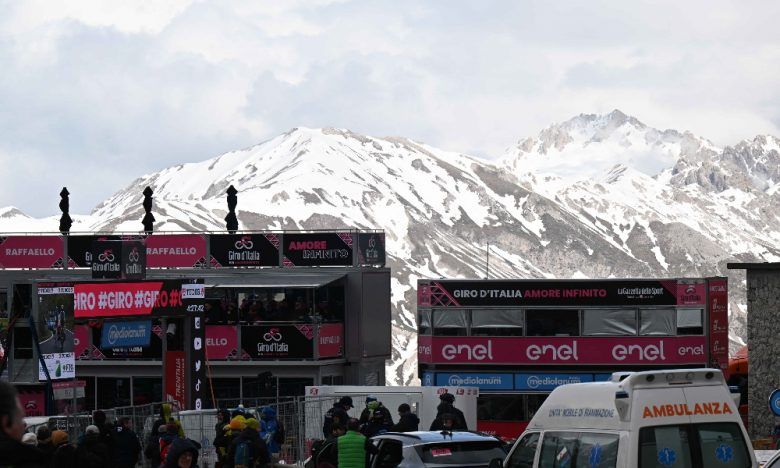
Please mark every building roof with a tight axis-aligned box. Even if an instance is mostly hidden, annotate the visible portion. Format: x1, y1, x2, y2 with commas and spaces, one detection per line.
727, 262, 780, 270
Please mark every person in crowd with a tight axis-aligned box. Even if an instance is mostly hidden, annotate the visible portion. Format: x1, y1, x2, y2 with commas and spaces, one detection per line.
115, 416, 141, 468
336, 419, 378, 468
76, 425, 111, 468
215, 409, 231, 435
35, 426, 55, 458
226, 417, 269, 468
390, 404, 419, 432
151, 403, 174, 441
311, 423, 344, 468
323, 396, 353, 438
163, 437, 201, 468
205, 301, 223, 324
360, 409, 391, 438
260, 406, 284, 459
358, 396, 392, 426
21, 432, 37, 446
231, 404, 248, 419
92, 409, 115, 458
0, 381, 49, 467
213, 422, 233, 468
264, 300, 282, 321
51, 429, 77, 468
429, 393, 467, 431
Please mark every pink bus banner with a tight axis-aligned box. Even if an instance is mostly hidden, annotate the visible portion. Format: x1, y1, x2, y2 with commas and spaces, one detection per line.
146, 234, 207, 268
420, 336, 708, 365
205, 325, 238, 360
317, 323, 344, 358
0, 235, 64, 268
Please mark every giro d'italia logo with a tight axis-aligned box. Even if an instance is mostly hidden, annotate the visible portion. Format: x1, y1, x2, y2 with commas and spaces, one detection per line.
234, 236, 254, 250
263, 328, 282, 342
128, 247, 140, 262
98, 249, 115, 262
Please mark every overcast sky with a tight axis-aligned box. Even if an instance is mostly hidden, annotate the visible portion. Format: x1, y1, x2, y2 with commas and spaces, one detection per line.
1, 1, 779, 216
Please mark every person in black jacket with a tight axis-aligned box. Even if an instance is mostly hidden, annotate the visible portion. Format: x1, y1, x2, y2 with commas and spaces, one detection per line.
429, 393, 467, 431
163, 438, 201, 468
76, 425, 111, 468
114, 417, 141, 468
0, 381, 50, 468
51, 430, 77, 468
322, 396, 353, 438
226, 419, 269, 468
390, 404, 419, 432
35, 426, 56, 462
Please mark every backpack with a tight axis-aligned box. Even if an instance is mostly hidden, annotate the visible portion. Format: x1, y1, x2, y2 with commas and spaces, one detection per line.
160, 437, 174, 463
234, 440, 252, 468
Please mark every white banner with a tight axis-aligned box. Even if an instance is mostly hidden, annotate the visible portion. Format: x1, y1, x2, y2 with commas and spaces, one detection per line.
38, 352, 75, 380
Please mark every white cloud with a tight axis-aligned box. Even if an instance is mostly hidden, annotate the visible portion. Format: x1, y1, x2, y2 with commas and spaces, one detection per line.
0, 0, 779, 216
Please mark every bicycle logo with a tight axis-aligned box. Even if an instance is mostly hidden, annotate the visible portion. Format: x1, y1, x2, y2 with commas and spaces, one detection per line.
98, 249, 115, 262
128, 247, 140, 262
234, 236, 254, 250
263, 328, 282, 342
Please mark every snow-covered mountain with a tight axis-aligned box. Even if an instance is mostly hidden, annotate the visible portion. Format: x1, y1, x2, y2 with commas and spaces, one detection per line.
3, 111, 778, 385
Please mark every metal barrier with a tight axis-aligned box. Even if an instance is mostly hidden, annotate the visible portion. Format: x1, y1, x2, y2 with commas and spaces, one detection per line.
52, 394, 382, 467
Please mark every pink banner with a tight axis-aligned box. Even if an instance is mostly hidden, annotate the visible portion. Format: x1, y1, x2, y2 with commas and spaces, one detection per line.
18, 387, 46, 417
205, 325, 238, 360
0, 235, 64, 268
422, 336, 708, 365
418, 335, 433, 363
165, 351, 186, 410
74, 325, 90, 358
708, 278, 729, 376
318, 323, 344, 358
676, 282, 706, 305
146, 234, 206, 268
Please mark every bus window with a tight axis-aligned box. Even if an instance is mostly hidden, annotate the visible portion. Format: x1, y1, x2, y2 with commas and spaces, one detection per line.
471, 309, 523, 336
526, 310, 579, 336
676, 308, 703, 335
639, 308, 675, 336
432, 309, 468, 336
418, 310, 431, 335
582, 309, 637, 336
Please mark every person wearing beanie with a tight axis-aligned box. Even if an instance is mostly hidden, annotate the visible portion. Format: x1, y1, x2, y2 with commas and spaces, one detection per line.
35, 425, 55, 460
52, 430, 77, 468
430, 393, 467, 431
359, 397, 393, 426
322, 396, 352, 438
114, 416, 141, 468
76, 425, 110, 468
227, 416, 269, 468
391, 404, 420, 433
260, 406, 284, 458
92, 409, 115, 461
21, 432, 38, 446
0, 381, 49, 468
213, 422, 234, 468
163, 437, 201, 468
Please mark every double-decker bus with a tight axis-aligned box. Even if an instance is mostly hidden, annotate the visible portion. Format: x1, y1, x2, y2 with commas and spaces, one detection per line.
417, 277, 729, 441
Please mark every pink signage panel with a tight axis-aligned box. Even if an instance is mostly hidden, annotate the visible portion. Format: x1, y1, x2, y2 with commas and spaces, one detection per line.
676, 282, 706, 305
0, 236, 64, 268
317, 323, 344, 358
145, 234, 207, 268
205, 325, 238, 360
74, 325, 90, 358
422, 336, 708, 365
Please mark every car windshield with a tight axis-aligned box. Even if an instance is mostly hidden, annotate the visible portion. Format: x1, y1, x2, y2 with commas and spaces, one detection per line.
639, 423, 751, 468
417, 441, 506, 465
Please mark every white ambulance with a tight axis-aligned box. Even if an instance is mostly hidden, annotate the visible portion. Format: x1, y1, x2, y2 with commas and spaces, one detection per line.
490, 368, 756, 468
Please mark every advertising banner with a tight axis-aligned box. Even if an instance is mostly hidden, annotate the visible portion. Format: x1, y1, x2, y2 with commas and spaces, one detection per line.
708, 278, 729, 375
317, 323, 344, 358
36, 283, 74, 381
676, 282, 706, 306
91, 240, 146, 280
97, 321, 163, 359
282, 232, 353, 267
0, 236, 64, 268
66, 235, 144, 267
205, 325, 238, 360
146, 234, 207, 268
241, 325, 314, 359
209, 234, 279, 267
422, 336, 708, 365
435, 373, 514, 390
74, 279, 205, 318
188, 316, 206, 410
74, 325, 90, 358
515, 373, 594, 391
99, 320, 152, 349
418, 279, 678, 308
164, 351, 186, 410
357, 232, 385, 266
18, 387, 46, 417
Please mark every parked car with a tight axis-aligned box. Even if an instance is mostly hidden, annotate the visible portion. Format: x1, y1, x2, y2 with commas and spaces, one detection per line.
311, 431, 506, 468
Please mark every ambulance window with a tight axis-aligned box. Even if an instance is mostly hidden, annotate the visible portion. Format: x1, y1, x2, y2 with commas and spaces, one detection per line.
539, 432, 578, 468
676, 309, 703, 335
639, 309, 675, 336
696, 423, 750, 467
526, 310, 579, 336
576, 433, 618, 468
471, 309, 524, 336
639, 426, 693, 468
582, 309, 637, 336
432, 309, 468, 336
507, 432, 539, 468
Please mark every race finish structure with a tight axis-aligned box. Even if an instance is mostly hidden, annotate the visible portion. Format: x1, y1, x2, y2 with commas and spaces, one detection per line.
416, 277, 728, 441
